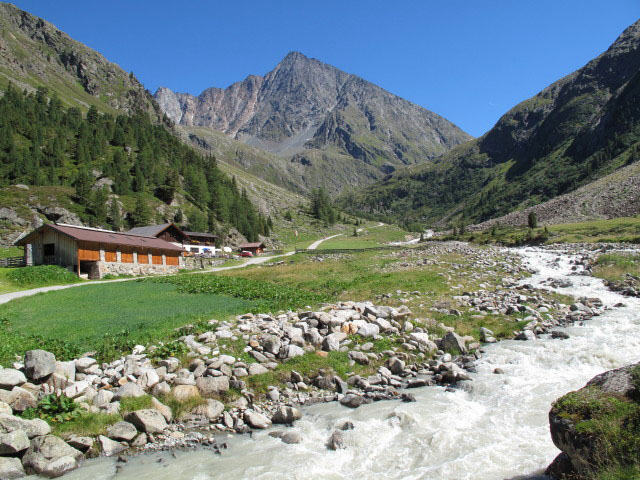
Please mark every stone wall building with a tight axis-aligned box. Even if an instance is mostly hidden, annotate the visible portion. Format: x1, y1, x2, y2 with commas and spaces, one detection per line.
15, 223, 185, 279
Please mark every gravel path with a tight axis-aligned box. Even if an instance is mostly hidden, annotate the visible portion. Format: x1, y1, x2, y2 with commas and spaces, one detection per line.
0, 232, 342, 305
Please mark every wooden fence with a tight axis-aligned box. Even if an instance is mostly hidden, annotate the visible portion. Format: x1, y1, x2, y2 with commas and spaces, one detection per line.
0, 256, 25, 267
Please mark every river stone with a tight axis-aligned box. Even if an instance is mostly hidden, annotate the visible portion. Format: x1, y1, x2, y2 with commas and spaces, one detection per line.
0, 429, 30, 454
151, 397, 173, 422
107, 421, 137, 442
271, 406, 302, 424
98, 435, 127, 456
322, 334, 340, 352
191, 399, 224, 420
152, 381, 171, 397
0, 457, 25, 479
74, 357, 97, 373
326, 430, 345, 450
22, 435, 83, 478
515, 330, 536, 341
93, 389, 114, 408
244, 411, 271, 429
441, 332, 467, 354
281, 432, 302, 444
339, 394, 366, 409
124, 409, 167, 433
0, 401, 11, 415
385, 357, 405, 374
408, 333, 438, 353
24, 350, 56, 381
196, 376, 229, 396
0, 369, 26, 389
54, 361, 75, 382
248, 363, 269, 376
0, 413, 51, 438
65, 435, 93, 452
63, 380, 90, 399
114, 382, 145, 400
10, 387, 37, 412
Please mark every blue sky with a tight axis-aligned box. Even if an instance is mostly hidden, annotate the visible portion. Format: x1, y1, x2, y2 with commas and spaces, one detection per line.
9, 1, 639, 137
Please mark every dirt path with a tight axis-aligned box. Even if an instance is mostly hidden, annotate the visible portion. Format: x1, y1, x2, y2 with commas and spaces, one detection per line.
0, 232, 344, 305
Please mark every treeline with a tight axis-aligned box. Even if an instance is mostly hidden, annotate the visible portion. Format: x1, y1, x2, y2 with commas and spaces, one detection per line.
0, 84, 269, 241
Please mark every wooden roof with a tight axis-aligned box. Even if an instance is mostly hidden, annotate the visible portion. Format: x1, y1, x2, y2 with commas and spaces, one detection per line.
239, 242, 265, 249
16, 224, 185, 251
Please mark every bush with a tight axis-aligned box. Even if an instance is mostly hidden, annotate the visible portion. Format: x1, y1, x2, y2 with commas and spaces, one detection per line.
7, 265, 80, 287
21, 394, 82, 423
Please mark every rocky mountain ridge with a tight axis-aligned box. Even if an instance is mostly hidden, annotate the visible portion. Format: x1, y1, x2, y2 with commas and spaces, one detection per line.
155, 51, 472, 194
344, 19, 640, 226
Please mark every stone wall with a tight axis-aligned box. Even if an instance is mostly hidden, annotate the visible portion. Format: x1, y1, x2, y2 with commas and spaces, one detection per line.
88, 261, 180, 279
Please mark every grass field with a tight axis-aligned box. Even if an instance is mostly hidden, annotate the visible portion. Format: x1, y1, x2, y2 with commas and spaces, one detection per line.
316, 224, 409, 249
0, 282, 257, 365
459, 216, 640, 246
592, 253, 640, 282
0, 246, 22, 259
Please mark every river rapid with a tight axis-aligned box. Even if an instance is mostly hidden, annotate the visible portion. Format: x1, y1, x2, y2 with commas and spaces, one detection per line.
57, 247, 640, 480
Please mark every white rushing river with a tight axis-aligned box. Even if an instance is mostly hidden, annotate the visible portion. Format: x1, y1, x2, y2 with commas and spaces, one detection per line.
58, 247, 640, 480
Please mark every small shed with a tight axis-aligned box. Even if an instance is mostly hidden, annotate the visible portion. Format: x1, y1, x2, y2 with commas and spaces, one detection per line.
238, 242, 265, 255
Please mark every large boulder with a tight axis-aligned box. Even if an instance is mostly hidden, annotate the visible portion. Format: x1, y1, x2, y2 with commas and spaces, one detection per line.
113, 382, 145, 400
0, 413, 51, 438
0, 457, 25, 479
326, 430, 345, 450
262, 336, 281, 355
248, 363, 269, 376
106, 421, 137, 442
385, 357, 405, 375
282, 345, 305, 359
97, 435, 127, 456
137, 369, 160, 391
172, 385, 200, 402
191, 399, 224, 421
24, 350, 56, 381
0, 369, 26, 389
408, 332, 438, 353
271, 406, 302, 424
440, 332, 467, 354
357, 324, 380, 338
244, 411, 271, 429
124, 409, 167, 434
196, 376, 229, 396
22, 435, 83, 478
0, 429, 30, 454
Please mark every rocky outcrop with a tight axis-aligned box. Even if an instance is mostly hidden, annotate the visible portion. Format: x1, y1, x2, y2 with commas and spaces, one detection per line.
547, 361, 640, 479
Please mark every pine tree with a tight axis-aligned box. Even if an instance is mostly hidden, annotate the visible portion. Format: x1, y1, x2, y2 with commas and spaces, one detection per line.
528, 212, 538, 229
74, 168, 94, 206
91, 186, 109, 226
132, 194, 152, 227
108, 198, 123, 231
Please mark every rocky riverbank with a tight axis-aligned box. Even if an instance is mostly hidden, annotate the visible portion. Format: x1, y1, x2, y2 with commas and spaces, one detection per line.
2, 243, 626, 479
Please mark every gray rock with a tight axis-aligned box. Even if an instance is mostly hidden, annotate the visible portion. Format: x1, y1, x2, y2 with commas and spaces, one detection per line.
0, 369, 26, 389
248, 363, 270, 376
0, 429, 30, 454
74, 357, 97, 373
335, 420, 354, 431
24, 350, 56, 381
322, 334, 340, 352
191, 399, 224, 420
9, 387, 36, 412
93, 389, 114, 408
283, 345, 305, 359
339, 394, 365, 409
113, 382, 145, 400
326, 430, 346, 450
54, 361, 76, 382
22, 435, 83, 478
0, 413, 51, 438
348, 351, 370, 365
107, 421, 137, 442
263, 336, 281, 355
65, 436, 93, 452
271, 406, 302, 424
0, 457, 25, 479
244, 411, 271, 429
357, 323, 380, 338
98, 435, 127, 456
515, 330, 536, 341
124, 409, 167, 434
0, 401, 11, 415
441, 332, 467, 354
385, 357, 405, 375
196, 376, 229, 396
131, 433, 147, 447
281, 432, 302, 444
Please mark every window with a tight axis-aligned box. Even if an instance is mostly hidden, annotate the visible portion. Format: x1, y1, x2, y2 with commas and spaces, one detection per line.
43, 244, 55, 256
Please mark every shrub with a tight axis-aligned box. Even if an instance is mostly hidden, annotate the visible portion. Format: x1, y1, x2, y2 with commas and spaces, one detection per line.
21, 394, 82, 423
7, 265, 80, 287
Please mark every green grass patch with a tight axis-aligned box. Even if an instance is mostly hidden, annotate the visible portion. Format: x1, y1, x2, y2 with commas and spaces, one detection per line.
6, 265, 81, 288
0, 246, 22, 259
143, 273, 329, 312
593, 253, 640, 283
0, 281, 257, 365
52, 412, 121, 437
158, 393, 207, 421
119, 395, 154, 415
